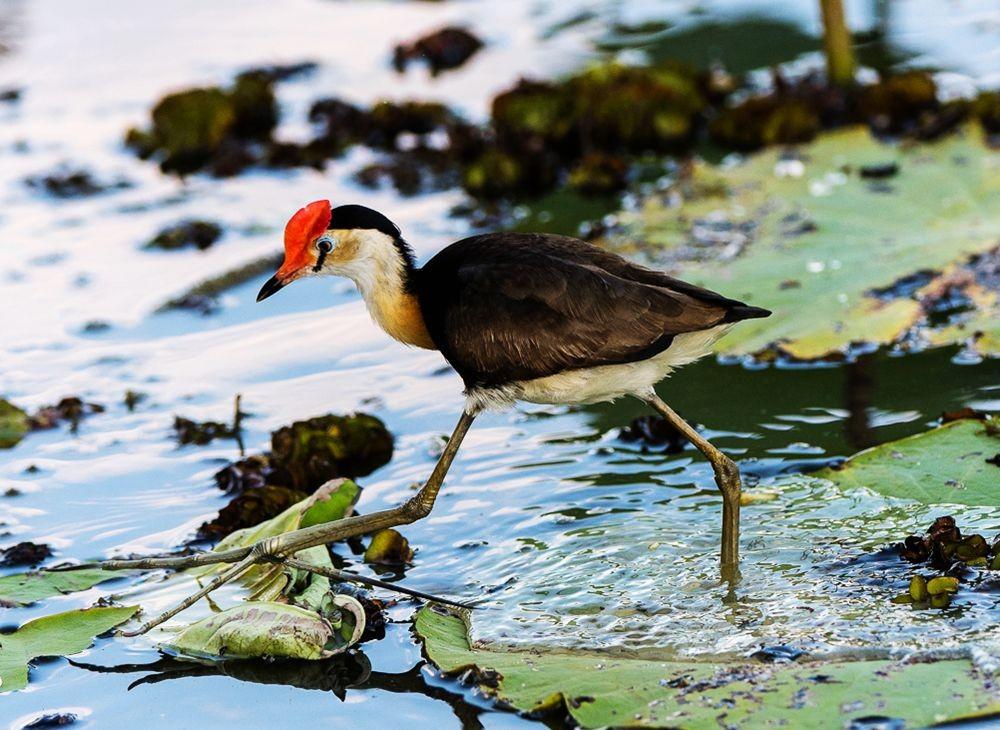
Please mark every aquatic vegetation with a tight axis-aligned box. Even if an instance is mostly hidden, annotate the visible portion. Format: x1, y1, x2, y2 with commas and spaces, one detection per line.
198, 412, 390, 538
124, 74, 278, 176
268, 413, 394, 492
416, 608, 996, 729
392, 26, 484, 76
0, 568, 129, 608
0, 399, 29, 448
143, 220, 223, 251
24, 166, 131, 198
0, 606, 138, 693
363, 528, 413, 566
816, 417, 999, 506
166, 599, 364, 661
0, 541, 52, 567
607, 125, 1000, 359
29, 396, 105, 432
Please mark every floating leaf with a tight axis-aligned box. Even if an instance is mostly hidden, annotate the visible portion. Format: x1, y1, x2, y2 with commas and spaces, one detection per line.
606, 125, 1000, 359
188, 479, 359, 602
0, 568, 129, 607
0, 399, 29, 449
0, 605, 137, 692
815, 418, 999, 506
416, 607, 997, 728
165, 597, 364, 661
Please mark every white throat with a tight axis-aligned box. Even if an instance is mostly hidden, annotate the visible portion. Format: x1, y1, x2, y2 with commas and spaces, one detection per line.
329, 230, 434, 349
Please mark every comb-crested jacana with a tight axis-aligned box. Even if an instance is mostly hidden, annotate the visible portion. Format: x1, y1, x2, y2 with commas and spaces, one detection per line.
112, 200, 770, 634
258, 201, 769, 567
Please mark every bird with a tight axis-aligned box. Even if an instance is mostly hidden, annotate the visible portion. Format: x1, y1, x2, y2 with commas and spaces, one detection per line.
98, 199, 770, 636
257, 200, 770, 577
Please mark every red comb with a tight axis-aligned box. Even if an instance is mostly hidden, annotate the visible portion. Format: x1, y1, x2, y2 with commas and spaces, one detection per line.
284, 200, 332, 250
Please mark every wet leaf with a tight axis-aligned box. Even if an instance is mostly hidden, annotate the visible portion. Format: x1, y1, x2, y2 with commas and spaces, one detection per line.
188, 479, 359, 602
165, 602, 339, 661
606, 126, 1000, 359
166, 595, 365, 661
363, 529, 413, 565
0, 605, 137, 692
0, 399, 29, 449
0, 568, 128, 607
815, 418, 999, 506
416, 607, 996, 728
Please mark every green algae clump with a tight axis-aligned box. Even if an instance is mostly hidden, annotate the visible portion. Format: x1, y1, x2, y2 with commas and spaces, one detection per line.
269, 413, 394, 493
125, 75, 277, 176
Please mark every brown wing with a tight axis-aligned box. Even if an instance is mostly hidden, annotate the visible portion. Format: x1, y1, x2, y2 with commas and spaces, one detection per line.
416, 233, 768, 388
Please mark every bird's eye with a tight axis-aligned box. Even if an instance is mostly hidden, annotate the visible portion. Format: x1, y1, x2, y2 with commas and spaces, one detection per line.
317, 236, 335, 254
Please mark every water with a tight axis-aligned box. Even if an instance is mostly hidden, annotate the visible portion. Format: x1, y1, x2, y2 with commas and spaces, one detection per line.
1, 0, 999, 726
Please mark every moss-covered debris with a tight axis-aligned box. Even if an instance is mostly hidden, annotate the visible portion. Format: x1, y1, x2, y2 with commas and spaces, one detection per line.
199, 413, 392, 540
125, 73, 278, 176
144, 220, 223, 251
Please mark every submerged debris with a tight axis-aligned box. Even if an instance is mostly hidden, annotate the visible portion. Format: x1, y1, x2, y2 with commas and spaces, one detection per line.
237, 61, 317, 83
198, 484, 307, 540
1, 541, 53, 567
144, 220, 223, 251
173, 416, 236, 446
618, 414, 692, 454
29, 397, 105, 433
392, 26, 483, 75
25, 167, 130, 198
174, 395, 245, 447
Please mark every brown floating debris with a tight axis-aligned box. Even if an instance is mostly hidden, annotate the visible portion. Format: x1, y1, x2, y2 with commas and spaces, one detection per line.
1, 541, 53, 567
392, 26, 484, 75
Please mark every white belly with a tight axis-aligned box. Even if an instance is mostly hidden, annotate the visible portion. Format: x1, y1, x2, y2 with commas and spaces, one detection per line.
467, 324, 731, 411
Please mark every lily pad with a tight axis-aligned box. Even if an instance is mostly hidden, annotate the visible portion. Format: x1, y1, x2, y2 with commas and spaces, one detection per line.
815, 417, 999, 506
0, 605, 137, 692
0, 399, 29, 449
416, 608, 998, 728
606, 125, 1000, 358
0, 568, 128, 607
165, 598, 364, 661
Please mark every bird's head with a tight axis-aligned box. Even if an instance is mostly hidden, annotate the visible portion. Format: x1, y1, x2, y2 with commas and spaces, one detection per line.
256, 200, 412, 302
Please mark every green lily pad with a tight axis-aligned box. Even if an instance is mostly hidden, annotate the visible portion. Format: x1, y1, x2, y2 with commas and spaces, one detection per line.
815, 417, 999, 506
0, 605, 137, 692
0, 399, 29, 449
606, 125, 1000, 359
0, 568, 130, 607
165, 598, 364, 661
416, 608, 999, 728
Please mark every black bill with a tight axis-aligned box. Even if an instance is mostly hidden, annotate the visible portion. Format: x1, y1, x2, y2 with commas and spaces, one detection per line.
256, 274, 285, 302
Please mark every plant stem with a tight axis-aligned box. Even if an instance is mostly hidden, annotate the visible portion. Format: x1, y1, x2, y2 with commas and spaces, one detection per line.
820, 0, 855, 87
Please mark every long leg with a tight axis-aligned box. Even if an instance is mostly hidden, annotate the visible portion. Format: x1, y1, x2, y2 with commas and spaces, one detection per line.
100, 409, 478, 634
641, 392, 741, 582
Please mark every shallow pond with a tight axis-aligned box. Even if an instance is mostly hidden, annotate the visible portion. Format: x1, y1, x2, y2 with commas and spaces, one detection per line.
1, 0, 998, 726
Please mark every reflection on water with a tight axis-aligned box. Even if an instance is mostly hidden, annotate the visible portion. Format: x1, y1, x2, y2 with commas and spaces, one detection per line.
1, 0, 999, 725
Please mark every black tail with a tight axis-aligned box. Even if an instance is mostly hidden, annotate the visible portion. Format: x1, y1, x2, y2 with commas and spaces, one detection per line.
723, 304, 772, 323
